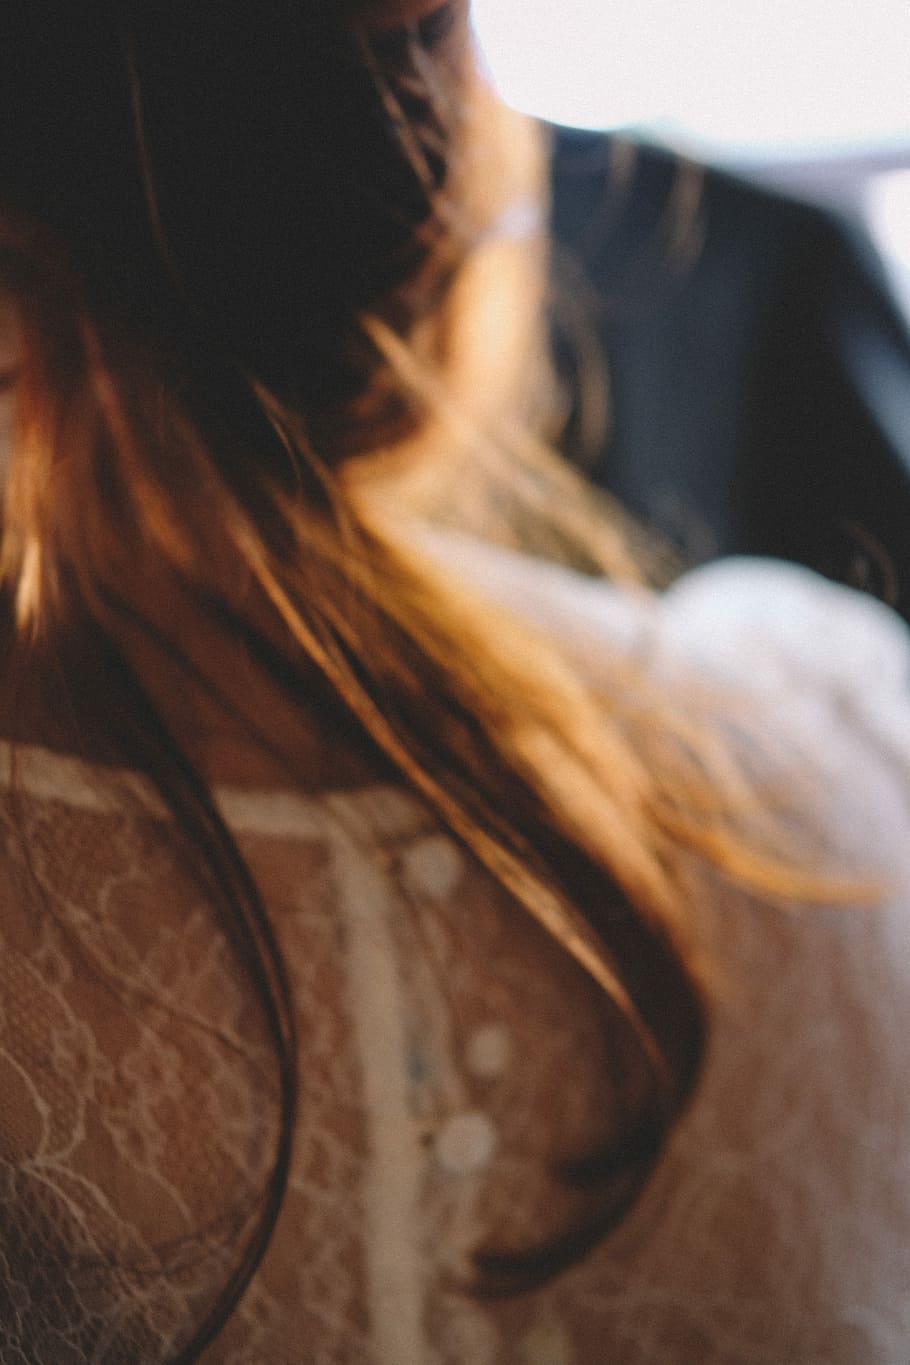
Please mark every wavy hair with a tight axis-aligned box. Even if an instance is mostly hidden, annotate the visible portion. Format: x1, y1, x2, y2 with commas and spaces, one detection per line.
0, 4, 854, 1357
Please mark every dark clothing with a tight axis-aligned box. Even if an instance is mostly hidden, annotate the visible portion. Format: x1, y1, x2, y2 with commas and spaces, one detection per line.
549, 125, 910, 620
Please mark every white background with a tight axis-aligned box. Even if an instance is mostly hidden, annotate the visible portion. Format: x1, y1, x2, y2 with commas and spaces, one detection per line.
472, 0, 910, 155
472, 0, 910, 308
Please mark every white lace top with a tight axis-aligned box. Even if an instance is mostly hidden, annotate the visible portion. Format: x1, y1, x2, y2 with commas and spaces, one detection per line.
1, 546, 909, 1364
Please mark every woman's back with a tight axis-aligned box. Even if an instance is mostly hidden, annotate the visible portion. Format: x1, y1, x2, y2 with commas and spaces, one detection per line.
1, 4, 909, 1361
3, 547, 908, 1363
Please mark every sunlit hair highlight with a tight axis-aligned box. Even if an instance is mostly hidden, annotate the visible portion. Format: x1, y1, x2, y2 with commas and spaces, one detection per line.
0, 12, 872, 1341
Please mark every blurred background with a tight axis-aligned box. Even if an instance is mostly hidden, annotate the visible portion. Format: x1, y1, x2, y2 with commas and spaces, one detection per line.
472, 0, 910, 317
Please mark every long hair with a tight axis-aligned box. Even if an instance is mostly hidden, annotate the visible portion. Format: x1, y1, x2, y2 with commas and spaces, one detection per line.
0, 4, 851, 1356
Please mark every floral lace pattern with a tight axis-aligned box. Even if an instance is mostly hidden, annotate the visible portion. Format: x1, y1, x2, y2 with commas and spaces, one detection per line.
2, 555, 910, 1362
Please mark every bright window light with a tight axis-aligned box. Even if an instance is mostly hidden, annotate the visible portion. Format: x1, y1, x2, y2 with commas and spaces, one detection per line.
867, 171, 910, 317
472, 0, 910, 155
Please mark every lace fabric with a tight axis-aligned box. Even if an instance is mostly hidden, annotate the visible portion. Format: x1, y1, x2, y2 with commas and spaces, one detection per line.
0, 755, 280, 1363
1, 555, 910, 1363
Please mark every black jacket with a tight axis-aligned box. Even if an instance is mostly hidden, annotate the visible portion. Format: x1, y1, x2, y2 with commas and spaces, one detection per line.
549, 125, 910, 620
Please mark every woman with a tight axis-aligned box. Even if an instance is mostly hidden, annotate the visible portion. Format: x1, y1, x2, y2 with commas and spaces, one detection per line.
0, 3, 908, 1362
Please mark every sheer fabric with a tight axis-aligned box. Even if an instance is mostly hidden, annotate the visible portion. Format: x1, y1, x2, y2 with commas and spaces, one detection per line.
1, 551, 909, 1363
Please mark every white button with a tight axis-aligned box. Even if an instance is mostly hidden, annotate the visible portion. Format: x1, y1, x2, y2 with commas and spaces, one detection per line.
466, 1024, 511, 1079
401, 835, 462, 899
435, 1111, 498, 1175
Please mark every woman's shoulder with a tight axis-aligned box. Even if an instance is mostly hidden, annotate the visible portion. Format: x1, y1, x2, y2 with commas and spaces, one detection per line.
657, 555, 910, 700
653, 558, 910, 805
421, 529, 910, 873
421, 530, 909, 687
421, 530, 909, 741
